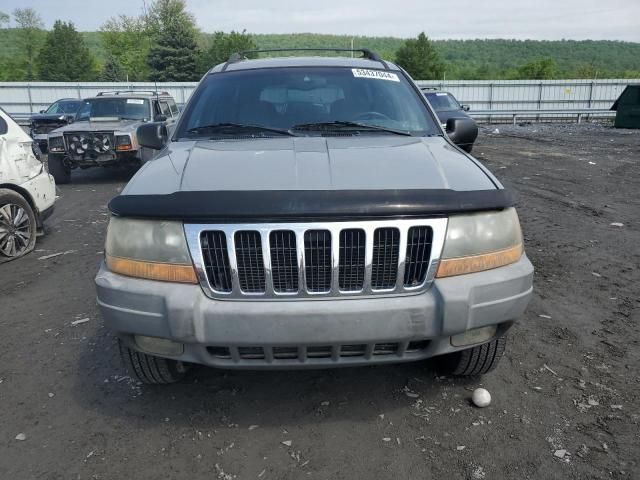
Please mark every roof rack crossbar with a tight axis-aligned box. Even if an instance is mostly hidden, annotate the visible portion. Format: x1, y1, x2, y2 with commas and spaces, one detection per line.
96, 90, 169, 96
222, 48, 387, 70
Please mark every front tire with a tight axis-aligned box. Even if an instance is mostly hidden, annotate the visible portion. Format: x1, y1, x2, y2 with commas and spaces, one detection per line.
439, 336, 506, 376
0, 189, 37, 259
48, 154, 71, 184
119, 339, 187, 384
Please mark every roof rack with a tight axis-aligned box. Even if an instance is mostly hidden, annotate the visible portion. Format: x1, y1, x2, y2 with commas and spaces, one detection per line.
96, 90, 169, 97
223, 48, 387, 71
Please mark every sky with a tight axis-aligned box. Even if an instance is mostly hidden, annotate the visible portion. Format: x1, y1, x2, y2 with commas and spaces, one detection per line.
2, 0, 640, 41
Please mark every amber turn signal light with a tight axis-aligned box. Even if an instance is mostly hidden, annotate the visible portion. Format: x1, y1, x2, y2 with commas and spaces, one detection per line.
436, 243, 523, 278
106, 254, 198, 284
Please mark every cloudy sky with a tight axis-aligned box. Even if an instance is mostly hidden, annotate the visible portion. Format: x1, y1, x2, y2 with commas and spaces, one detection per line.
3, 0, 639, 41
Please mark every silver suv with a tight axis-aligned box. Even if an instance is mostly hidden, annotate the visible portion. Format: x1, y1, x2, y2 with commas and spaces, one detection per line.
47, 91, 178, 184
95, 49, 533, 384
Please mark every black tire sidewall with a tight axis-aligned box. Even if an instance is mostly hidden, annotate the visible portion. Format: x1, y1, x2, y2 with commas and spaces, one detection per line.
47, 154, 71, 184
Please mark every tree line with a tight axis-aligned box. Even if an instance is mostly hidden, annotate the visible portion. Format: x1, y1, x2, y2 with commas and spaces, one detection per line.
1, 1, 639, 82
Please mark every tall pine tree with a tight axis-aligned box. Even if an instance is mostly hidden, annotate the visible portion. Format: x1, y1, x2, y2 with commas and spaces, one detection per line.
395, 32, 445, 80
146, 0, 200, 81
37, 21, 97, 81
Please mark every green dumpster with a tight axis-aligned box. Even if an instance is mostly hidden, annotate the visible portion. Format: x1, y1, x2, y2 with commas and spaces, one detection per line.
611, 85, 640, 128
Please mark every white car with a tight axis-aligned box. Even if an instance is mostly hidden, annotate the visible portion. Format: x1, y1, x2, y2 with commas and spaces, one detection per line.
0, 108, 56, 260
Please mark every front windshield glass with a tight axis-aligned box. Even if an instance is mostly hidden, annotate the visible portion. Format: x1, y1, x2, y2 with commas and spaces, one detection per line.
425, 92, 461, 112
76, 98, 150, 121
46, 100, 83, 114
176, 67, 438, 138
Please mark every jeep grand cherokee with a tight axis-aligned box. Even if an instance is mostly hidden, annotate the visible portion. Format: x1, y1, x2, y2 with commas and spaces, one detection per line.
95, 49, 533, 384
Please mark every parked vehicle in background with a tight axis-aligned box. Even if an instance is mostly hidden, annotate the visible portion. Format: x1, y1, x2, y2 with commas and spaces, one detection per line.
422, 88, 478, 152
96, 49, 533, 384
30, 98, 83, 155
46, 91, 178, 184
0, 108, 56, 261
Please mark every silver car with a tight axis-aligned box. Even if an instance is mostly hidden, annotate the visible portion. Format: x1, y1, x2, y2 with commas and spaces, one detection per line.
95, 49, 533, 384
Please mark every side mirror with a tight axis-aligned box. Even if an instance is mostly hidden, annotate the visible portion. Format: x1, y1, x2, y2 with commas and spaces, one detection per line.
137, 122, 168, 150
446, 117, 477, 146
155, 114, 167, 122
461, 105, 470, 112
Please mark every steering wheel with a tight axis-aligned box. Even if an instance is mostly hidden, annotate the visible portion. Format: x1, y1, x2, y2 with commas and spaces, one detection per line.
353, 111, 391, 121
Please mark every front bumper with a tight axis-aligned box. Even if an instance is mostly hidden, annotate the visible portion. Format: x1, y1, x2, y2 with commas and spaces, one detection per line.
95, 256, 534, 369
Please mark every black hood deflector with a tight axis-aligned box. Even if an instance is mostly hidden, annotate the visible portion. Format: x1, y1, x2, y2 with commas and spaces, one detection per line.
108, 189, 514, 222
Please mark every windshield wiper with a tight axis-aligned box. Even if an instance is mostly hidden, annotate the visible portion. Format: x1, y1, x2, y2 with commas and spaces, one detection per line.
290, 121, 412, 136
187, 122, 294, 137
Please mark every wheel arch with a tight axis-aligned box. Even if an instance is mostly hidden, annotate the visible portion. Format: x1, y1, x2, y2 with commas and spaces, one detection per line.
0, 184, 40, 226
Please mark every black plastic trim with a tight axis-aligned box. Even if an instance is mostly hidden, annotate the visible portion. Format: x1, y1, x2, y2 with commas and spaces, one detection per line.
108, 189, 514, 221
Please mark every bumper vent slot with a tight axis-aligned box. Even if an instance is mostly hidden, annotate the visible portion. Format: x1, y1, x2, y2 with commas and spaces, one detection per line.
201, 231, 233, 292
269, 230, 299, 293
338, 229, 366, 291
371, 228, 400, 290
404, 226, 433, 287
304, 230, 332, 292
235, 231, 266, 293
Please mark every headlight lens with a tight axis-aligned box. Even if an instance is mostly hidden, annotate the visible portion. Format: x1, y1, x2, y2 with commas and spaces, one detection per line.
105, 217, 197, 283
48, 135, 64, 153
436, 208, 523, 278
115, 134, 133, 151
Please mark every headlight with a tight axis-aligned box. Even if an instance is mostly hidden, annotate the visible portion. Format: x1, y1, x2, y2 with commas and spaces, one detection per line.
436, 208, 523, 278
48, 135, 65, 153
105, 217, 197, 283
115, 134, 133, 151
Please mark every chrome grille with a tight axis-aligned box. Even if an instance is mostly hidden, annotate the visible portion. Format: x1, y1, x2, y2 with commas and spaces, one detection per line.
338, 229, 366, 291
200, 231, 232, 292
404, 226, 433, 287
371, 228, 400, 290
304, 230, 332, 293
189, 218, 447, 300
269, 230, 298, 293
235, 231, 265, 293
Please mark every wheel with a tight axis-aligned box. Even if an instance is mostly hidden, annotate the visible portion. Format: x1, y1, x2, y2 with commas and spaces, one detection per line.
118, 339, 187, 384
0, 189, 37, 259
439, 336, 506, 376
47, 154, 71, 184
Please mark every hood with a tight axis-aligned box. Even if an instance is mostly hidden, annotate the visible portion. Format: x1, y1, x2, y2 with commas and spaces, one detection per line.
435, 110, 472, 124
30, 113, 75, 124
50, 119, 141, 134
123, 136, 498, 196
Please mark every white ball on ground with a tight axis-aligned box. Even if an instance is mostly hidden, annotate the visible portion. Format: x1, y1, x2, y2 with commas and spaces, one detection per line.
472, 388, 491, 408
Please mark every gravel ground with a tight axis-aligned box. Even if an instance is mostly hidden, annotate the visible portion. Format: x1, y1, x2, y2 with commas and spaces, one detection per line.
0, 124, 638, 479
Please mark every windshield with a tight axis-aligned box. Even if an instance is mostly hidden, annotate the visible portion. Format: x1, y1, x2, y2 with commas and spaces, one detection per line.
425, 92, 461, 112
46, 100, 83, 114
76, 98, 151, 121
176, 67, 438, 138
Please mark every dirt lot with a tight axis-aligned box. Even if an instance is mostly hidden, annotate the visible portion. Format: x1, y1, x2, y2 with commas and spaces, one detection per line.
0, 124, 638, 480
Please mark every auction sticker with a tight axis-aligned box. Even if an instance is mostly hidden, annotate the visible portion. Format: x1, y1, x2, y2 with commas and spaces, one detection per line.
126, 99, 145, 104
352, 69, 400, 82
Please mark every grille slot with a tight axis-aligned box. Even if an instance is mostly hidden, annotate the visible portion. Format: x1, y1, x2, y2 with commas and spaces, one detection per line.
238, 347, 265, 360
201, 231, 233, 292
269, 230, 299, 293
304, 230, 332, 292
338, 229, 366, 291
371, 228, 400, 290
307, 346, 333, 358
235, 231, 266, 293
373, 343, 399, 355
273, 347, 299, 359
340, 344, 367, 357
404, 226, 433, 287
